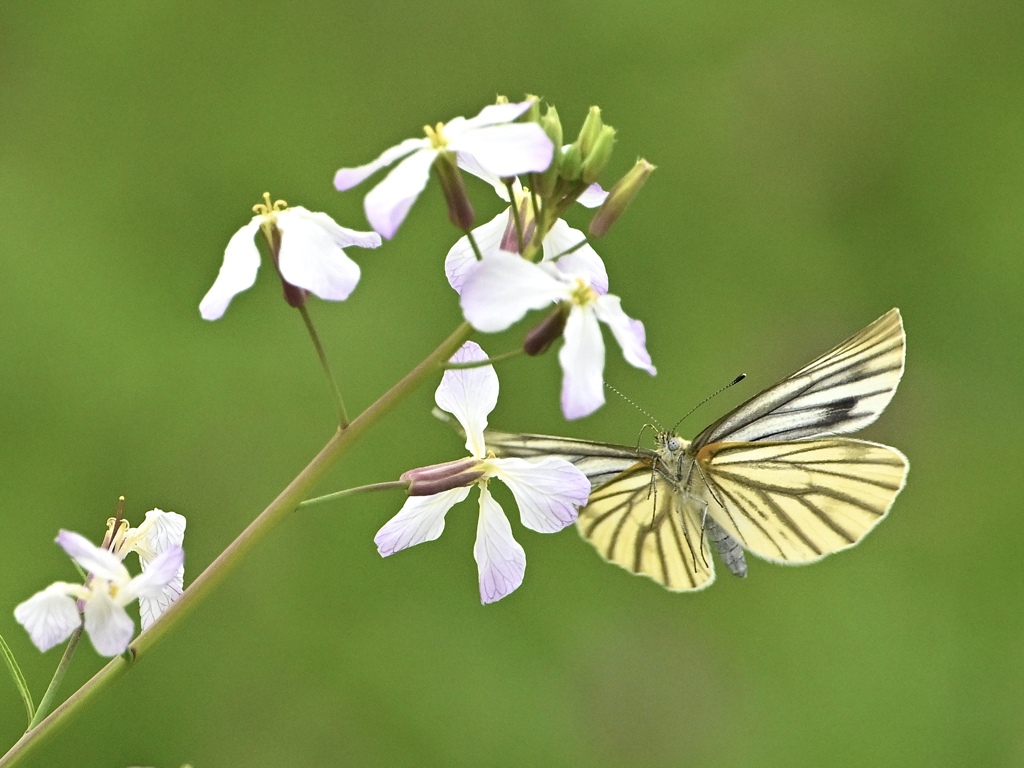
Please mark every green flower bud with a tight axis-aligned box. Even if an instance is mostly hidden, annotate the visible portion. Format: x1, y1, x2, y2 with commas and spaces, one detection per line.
588, 158, 656, 238
560, 142, 583, 181
535, 106, 564, 197
523, 94, 542, 123
580, 126, 616, 185
577, 106, 604, 156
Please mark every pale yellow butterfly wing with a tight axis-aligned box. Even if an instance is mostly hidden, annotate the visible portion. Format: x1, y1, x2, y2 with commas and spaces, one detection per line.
579, 463, 715, 591
695, 438, 908, 563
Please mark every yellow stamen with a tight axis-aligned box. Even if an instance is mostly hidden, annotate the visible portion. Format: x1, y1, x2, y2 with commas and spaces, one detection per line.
252, 191, 288, 217
569, 277, 598, 306
423, 122, 448, 149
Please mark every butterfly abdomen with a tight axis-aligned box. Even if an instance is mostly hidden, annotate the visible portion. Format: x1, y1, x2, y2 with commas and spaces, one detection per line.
705, 517, 747, 578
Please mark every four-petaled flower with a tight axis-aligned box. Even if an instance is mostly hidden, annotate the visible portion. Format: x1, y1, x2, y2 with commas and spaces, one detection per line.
459, 251, 656, 420
374, 341, 590, 603
333, 100, 554, 239
14, 511, 186, 656
199, 194, 381, 320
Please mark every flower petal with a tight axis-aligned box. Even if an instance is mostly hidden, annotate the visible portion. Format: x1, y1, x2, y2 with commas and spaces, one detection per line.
453, 123, 554, 178
435, 341, 498, 457
199, 218, 262, 320
83, 592, 135, 656
577, 183, 609, 208
491, 457, 589, 533
444, 210, 508, 293
277, 209, 361, 301
56, 530, 129, 583
594, 295, 657, 375
14, 583, 82, 652
375, 488, 470, 556
542, 220, 609, 295
122, 546, 185, 604
460, 251, 568, 333
333, 136, 429, 191
473, 486, 526, 604
558, 307, 606, 419
363, 148, 438, 239
458, 99, 537, 131
126, 509, 186, 566
289, 207, 382, 250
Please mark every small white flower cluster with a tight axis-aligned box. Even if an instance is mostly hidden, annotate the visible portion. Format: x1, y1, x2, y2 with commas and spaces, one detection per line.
193, 96, 658, 603
15, 510, 185, 656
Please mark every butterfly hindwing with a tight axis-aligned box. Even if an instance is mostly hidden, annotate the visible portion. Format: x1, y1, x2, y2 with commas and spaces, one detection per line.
696, 438, 909, 563
579, 464, 715, 591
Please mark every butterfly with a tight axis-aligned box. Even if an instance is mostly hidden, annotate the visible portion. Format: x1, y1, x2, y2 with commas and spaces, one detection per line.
484, 308, 909, 591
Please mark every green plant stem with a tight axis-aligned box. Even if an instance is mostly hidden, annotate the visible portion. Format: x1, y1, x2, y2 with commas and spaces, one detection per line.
299, 480, 408, 510
0, 633, 34, 725
298, 304, 349, 428
26, 628, 81, 730
0, 322, 473, 768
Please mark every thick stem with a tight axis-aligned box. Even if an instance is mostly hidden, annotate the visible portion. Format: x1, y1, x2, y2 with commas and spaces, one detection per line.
0, 322, 474, 768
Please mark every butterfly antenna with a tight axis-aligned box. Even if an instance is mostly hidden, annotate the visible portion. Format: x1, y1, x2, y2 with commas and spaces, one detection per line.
605, 382, 663, 432
670, 373, 746, 434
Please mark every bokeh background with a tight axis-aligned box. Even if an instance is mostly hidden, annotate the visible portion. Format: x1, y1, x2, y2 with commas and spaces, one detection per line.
1, 1, 1021, 766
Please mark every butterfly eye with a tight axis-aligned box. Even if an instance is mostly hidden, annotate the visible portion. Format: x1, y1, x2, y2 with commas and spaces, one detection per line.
666, 436, 681, 452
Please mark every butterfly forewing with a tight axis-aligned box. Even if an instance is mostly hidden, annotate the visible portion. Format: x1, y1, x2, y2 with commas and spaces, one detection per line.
692, 308, 905, 448
696, 439, 909, 563
581, 465, 715, 591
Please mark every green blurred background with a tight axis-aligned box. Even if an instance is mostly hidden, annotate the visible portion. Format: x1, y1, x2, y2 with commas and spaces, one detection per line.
1, 1, 1021, 765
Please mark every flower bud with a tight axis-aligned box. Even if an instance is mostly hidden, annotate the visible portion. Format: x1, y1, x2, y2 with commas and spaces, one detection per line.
402, 457, 485, 496
588, 158, 656, 238
433, 153, 475, 232
534, 106, 564, 198
523, 304, 570, 356
522, 95, 542, 124
577, 106, 604, 156
560, 142, 583, 182
580, 126, 616, 185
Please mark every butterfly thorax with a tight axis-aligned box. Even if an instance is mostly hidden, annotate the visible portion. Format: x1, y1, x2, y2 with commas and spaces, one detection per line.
652, 431, 697, 486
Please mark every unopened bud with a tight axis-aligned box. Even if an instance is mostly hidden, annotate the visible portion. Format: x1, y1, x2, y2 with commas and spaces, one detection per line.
534, 106, 564, 198
433, 153, 475, 232
580, 126, 616, 185
577, 106, 604, 156
522, 94, 542, 123
588, 158, 656, 238
523, 305, 570, 356
402, 457, 485, 496
560, 142, 583, 181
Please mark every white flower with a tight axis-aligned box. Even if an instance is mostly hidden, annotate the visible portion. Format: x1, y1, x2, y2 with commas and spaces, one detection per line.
444, 179, 609, 295
333, 100, 554, 239
111, 509, 187, 630
459, 252, 656, 420
199, 194, 381, 321
374, 341, 590, 603
15, 530, 184, 656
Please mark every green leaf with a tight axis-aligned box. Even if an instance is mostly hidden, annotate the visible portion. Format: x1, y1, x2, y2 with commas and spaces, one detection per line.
0, 630, 36, 725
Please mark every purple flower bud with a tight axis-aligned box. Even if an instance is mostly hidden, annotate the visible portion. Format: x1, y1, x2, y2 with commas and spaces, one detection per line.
523, 305, 570, 356
401, 457, 486, 496
433, 153, 475, 232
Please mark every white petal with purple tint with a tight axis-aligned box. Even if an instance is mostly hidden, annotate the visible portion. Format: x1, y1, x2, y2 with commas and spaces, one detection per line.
493, 457, 589, 533
594, 295, 657, 375
473, 486, 526, 604
460, 251, 568, 333
375, 488, 470, 556
435, 341, 498, 457
559, 307, 607, 420
13, 583, 82, 653
199, 218, 262, 320
363, 148, 438, 239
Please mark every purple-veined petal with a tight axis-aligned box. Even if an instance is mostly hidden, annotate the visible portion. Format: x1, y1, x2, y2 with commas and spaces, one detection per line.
594, 295, 657, 375
491, 457, 589, 533
375, 487, 470, 556
14, 583, 82, 652
473, 486, 526, 604
445, 210, 508, 293
542, 220, 609, 294
199, 218, 262, 320
122, 546, 185, 604
577, 183, 609, 208
558, 307, 606, 420
127, 509, 186, 567
277, 210, 361, 301
363, 148, 438, 239
290, 207, 382, 250
460, 251, 568, 333
56, 530, 129, 583
454, 123, 553, 179
435, 341, 498, 457
458, 99, 537, 131
333, 136, 429, 191
83, 593, 135, 656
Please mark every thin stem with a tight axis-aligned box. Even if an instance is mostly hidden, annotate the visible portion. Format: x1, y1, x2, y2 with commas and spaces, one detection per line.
298, 304, 349, 428
299, 481, 408, 510
465, 230, 484, 261
0, 322, 474, 768
441, 348, 523, 370
26, 628, 81, 730
505, 179, 525, 254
